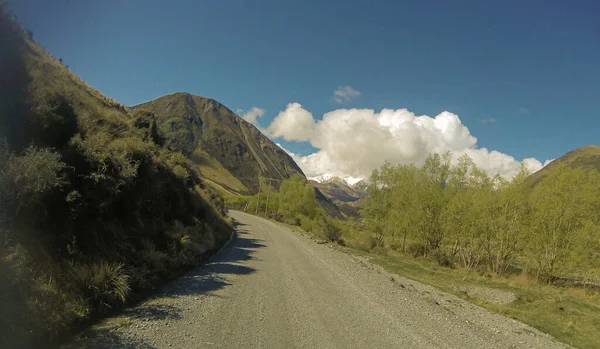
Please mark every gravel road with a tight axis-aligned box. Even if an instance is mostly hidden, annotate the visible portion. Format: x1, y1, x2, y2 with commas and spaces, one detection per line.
65, 211, 569, 349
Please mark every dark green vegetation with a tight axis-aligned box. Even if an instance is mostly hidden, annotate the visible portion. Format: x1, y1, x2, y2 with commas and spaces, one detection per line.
0, 6, 231, 348
133, 93, 304, 195
309, 177, 366, 217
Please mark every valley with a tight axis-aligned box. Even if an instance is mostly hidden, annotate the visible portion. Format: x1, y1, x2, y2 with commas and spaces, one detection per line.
1, 2, 599, 349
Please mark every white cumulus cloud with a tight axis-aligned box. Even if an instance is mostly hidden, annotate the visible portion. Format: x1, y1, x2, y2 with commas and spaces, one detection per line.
267, 102, 315, 142
236, 107, 265, 124
267, 104, 550, 181
333, 86, 361, 104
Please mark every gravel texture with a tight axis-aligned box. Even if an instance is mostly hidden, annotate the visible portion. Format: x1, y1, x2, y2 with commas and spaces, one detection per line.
63, 211, 569, 349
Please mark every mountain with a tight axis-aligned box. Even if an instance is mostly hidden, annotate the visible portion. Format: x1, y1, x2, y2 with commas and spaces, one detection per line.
310, 177, 367, 217
352, 179, 369, 192
132, 93, 304, 195
311, 177, 366, 203
133, 93, 343, 218
309, 174, 364, 186
528, 145, 600, 184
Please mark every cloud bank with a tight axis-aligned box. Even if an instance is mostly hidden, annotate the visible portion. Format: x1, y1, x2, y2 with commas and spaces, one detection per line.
333, 86, 361, 104
267, 103, 549, 181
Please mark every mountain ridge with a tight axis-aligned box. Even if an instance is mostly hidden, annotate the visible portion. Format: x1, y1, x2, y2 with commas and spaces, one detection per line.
309, 176, 367, 217
132, 92, 305, 195
132, 92, 343, 218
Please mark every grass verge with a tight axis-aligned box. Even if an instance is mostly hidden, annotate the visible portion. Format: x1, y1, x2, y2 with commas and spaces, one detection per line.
342, 247, 600, 349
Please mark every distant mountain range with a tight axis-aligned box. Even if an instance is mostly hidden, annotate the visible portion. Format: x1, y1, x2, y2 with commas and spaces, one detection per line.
309, 177, 367, 217
309, 174, 364, 186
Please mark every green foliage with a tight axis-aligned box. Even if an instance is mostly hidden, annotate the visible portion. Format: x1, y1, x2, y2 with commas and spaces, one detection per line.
363, 154, 452, 255
225, 175, 328, 238
2, 145, 65, 202
315, 214, 342, 242
360, 151, 600, 284
278, 174, 320, 222
68, 261, 130, 310
0, 8, 233, 347
525, 163, 600, 281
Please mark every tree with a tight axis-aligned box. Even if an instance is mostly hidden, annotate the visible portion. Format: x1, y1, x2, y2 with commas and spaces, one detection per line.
277, 175, 320, 224
525, 163, 593, 281
414, 152, 452, 254
442, 165, 493, 269
484, 164, 530, 275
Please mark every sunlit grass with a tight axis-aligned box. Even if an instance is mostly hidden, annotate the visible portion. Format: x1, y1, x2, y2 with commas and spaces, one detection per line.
345, 246, 600, 349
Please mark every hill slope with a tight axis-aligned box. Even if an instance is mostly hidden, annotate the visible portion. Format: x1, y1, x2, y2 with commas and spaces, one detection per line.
310, 177, 367, 217
0, 6, 231, 347
528, 145, 600, 184
311, 177, 366, 203
132, 93, 304, 194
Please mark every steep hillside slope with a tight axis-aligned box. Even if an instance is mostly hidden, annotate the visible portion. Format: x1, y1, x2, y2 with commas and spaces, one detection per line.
132, 93, 304, 194
528, 145, 600, 185
310, 177, 367, 217
311, 177, 366, 203
0, 5, 231, 348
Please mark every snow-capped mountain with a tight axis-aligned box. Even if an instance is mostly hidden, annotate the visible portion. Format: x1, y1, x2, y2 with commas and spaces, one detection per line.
308, 174, 363, 186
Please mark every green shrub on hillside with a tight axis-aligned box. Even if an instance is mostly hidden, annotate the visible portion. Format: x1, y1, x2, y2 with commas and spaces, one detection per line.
315, 214, 341, 242
68, 262, 130, 311
0, 11, 233, 347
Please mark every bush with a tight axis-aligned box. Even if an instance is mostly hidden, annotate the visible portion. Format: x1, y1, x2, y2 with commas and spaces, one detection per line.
407, 242, 428, 257
28, 275, 89, 339
298, 214, 315, 232
350, 235, 379, 252
68, 262, 130, 312
140, 240, 169, 277
431, 250, 454, 268
2, 146, 65, 202
315, 215, 341, 242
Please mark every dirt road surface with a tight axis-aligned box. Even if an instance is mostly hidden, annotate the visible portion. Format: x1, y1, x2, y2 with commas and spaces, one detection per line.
65, 211, 568, 349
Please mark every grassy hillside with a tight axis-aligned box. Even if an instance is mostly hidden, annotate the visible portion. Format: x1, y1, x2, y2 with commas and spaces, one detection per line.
0, 5, 231, 348
528, 145, 600, 185
133, 93, 304, 194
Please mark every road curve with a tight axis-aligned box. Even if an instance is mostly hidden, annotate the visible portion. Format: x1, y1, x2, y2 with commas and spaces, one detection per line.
65, 211, 568, 349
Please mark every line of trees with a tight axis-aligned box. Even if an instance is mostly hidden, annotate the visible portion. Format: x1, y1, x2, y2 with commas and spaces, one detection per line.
226, 174, 341, 241
362, 153, 600, 282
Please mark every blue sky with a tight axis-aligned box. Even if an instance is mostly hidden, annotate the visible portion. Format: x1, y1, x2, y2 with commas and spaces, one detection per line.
9, 0, 600, 178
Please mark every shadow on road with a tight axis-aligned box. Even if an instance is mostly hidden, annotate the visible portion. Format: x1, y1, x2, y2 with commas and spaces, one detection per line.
64, 218, 264, 347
